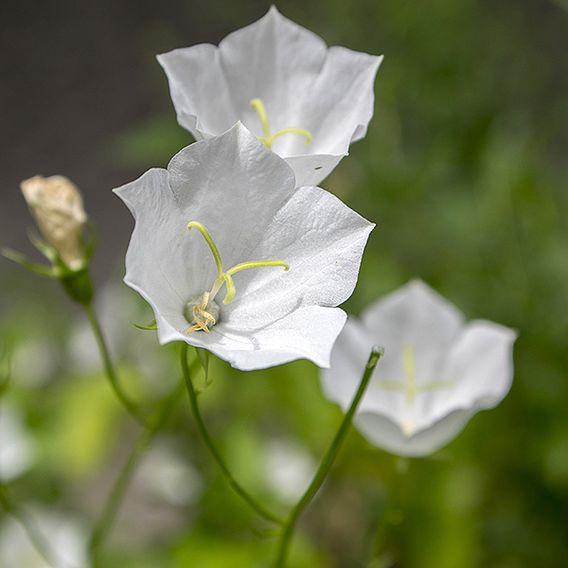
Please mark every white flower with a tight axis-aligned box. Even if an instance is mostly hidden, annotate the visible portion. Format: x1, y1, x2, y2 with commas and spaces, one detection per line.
0, 509, 89, 568
320, 280, 517, 457
20, 176, 87, 270
0, 401, 34, 481
157, 6, 382, 187
264, 439, 315, 503
135, 436, 203, 507
114, 123, 373, 371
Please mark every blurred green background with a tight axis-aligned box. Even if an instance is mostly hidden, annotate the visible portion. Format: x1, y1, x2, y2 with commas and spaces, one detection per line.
1, 0, 568, 566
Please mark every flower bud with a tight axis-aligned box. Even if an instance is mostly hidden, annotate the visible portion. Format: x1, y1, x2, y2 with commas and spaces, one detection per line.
20, 175, 87, 270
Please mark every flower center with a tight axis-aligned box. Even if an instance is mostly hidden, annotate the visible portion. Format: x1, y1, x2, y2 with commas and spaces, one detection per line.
183, 221, 289, 334
250, 98, 313, 150
375, 344, 453, 437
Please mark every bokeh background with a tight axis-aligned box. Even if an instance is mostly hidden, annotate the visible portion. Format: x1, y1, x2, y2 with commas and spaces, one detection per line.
1, 0, 568, 566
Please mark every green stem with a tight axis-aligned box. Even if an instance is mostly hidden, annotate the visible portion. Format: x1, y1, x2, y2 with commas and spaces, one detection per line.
89, 383, 182, 561
275, 346, 384, 567
180, 343, 285, 525
0, 485, 61, 568
83, 303, 146, 426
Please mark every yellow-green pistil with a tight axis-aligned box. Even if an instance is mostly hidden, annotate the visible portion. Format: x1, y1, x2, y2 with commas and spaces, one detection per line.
377, 344, 452, 436
184, 221, 289, 334
250, 98, 313, 150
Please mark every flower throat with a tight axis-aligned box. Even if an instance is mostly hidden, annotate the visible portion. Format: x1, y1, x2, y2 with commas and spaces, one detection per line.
184, 221, 289, 334
250, 98, 313, 150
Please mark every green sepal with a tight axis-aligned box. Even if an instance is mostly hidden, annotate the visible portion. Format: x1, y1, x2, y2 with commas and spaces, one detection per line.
60, 267, 94, 305
133, 319, 158, 331
28, 231, 59, 264
83, 221, 97, 262
195, 347, 211, 386
1, 247, 57, 278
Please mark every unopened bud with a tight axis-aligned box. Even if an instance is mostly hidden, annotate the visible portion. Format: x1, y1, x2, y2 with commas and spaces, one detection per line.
20, 175, 87, 270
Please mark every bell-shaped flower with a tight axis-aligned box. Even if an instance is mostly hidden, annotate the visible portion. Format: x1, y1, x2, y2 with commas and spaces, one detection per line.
157, 6, 383, 187
20, 175, 88, 270
114, 123, 374, 371
320, 280, 517, 456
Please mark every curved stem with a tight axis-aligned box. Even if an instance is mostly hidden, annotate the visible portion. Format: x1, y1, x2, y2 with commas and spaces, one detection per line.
180, 343, 285, 525
89, 383, 183, 561
83, 303, 146, 426
275, 346, 384, 567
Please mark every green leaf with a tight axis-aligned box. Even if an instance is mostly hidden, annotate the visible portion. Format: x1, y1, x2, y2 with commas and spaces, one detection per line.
28, 231, 59, 263
1, 247, 56, 277
196, 347, 211, 386
132, 319, 158, 331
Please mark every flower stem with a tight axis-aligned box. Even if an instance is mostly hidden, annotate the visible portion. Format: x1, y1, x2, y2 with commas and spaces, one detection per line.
89, 383, 183, 561
83, 303, 147, 426
274, 346, 384, 567
180, 343, 285, 526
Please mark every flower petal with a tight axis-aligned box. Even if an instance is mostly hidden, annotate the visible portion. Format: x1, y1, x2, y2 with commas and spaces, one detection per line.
354, 408, 478, 457
361, 280, 464, 384
417, 320, 517, 428
114, 168, 203, 328
220, 185, 374, 330
157, 43, 237, 139
115, 124, 372, 370
158, 7, 382, 186
320, 318, 411, 430
157, 305, 347, 371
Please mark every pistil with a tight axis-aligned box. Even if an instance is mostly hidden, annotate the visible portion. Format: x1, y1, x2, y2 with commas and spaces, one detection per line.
376, 344, 453, 437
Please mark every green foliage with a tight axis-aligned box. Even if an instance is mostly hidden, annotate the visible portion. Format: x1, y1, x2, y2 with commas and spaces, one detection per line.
1, 0, 567, 566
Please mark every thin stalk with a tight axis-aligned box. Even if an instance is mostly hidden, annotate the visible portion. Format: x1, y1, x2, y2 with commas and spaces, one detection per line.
275, 346, 384, 567
83, 303, 146, 426
89, 384, 182, 559
0, 485, 62, 568
180, 343, 285, 525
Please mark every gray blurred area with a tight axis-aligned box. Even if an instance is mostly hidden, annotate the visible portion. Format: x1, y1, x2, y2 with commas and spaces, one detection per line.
0, 0, 269, 280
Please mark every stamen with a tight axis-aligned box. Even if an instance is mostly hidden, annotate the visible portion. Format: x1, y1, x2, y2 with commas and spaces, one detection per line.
184, 292, 219, 335
185, 221, 290, 331
268, 128, 313, 147
250, 98, 313, 150
222, 260, 289, 305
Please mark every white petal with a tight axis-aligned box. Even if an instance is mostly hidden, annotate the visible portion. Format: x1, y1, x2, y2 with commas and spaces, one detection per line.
287, 47, 383, 156
323, 304, 516, 457
157, 43, 237, 139
320, 318, 407, 431
354, 408, 478, 457
418, 320, 517, 428
361, 280, 464, 384
115, 125, 373, 370
283, 154, 344, 188
161, 305, 347, 371
114, 168, 203, 331
220, 185, 374, 330
158, 7, 382, 186
114, 123, 296, 344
